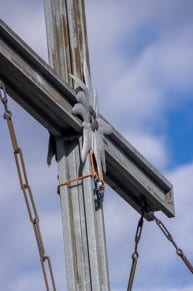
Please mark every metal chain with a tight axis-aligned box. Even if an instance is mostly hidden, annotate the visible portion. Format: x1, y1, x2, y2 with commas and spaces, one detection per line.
127, 211, 144, 291
0, 81, 57, 290
127, 201, 193, 291
147, 211, 193, 274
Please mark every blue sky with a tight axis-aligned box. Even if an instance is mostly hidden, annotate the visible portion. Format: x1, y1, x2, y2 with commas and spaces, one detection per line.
1, 0, 193, 290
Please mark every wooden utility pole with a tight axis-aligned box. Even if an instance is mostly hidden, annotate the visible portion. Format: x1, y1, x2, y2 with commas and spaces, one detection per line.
0, 1, 175, 289
43, 1, 109, 290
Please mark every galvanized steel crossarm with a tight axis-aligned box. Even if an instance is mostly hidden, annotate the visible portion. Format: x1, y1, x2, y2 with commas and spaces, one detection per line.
0, 19, 174, 217
0, 20, 79, 136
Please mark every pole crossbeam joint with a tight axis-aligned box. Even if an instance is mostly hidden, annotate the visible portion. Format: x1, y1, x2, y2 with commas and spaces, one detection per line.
57, 150, 106, 201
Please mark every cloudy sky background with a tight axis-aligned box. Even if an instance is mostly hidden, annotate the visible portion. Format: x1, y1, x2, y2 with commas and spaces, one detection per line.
1, 0, 193, 290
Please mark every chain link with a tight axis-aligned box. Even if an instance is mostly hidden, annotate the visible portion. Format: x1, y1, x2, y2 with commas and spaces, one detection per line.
148, 211, 193, 274
127, 211, 144, 291
0, 81, 57, 290
127, 204, 193, 291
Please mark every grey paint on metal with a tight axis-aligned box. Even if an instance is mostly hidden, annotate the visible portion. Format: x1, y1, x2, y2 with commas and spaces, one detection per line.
44, 0, 110, 290
56, 138, 95, 290
56, 139, 79, 289
0, 18, 174, 218
71, 60, 112, 180
80, 144, 107, 290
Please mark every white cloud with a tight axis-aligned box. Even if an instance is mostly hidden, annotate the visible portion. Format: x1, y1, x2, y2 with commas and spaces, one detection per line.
86, 0, 193, 134
124, 131, 167, 170
99, 30, 193, 131
1, 0, 48, 61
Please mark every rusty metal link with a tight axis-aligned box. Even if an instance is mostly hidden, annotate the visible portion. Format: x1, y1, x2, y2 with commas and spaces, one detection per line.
148, 211, 193, 274
33, 219, 46, 258
0, 81, 57, 290
41, 256, 57, 291
127, 211, 144, 291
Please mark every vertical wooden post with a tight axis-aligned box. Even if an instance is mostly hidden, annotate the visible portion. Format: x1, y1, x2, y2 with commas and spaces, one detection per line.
43, 0, 110, 290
